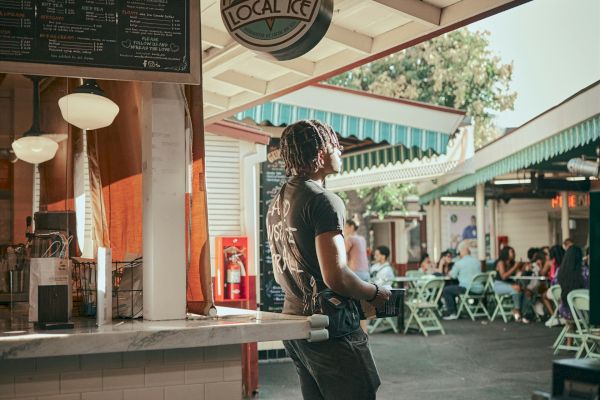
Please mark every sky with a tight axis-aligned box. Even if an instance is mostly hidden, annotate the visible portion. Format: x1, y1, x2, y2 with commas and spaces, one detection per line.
468, 0, 600, 129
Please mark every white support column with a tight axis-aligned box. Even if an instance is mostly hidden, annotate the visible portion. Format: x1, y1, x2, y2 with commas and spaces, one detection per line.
240, 142, 267, 305
142, 83, 187, 320
561, 191, 570, 242
432, 199, 442, 261
475, 184, 486, 262
489, 199, 497, 261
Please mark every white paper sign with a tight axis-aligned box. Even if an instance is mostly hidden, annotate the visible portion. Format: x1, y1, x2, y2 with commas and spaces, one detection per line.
97, 247, 112, 326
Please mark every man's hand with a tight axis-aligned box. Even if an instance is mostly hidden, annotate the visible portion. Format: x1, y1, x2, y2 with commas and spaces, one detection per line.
369, 286, 392, 309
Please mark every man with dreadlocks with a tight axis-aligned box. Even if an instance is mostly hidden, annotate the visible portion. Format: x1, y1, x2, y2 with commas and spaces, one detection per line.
267, 120, 390, 400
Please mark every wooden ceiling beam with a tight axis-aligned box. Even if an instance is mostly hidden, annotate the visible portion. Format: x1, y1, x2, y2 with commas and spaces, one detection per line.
259, 57, 316, 77
213, 70, 267, 95
325, 24, 373, 54
201, 26, 232, 49
203, 91, 230, 110
374, 0, 442, 27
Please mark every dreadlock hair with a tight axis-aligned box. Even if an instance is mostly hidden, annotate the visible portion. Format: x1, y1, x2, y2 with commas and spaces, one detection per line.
280, 120, 340, 177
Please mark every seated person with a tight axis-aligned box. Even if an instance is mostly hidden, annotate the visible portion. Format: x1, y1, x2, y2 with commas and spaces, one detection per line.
419, 253, 441, 275
557, 245, 589, 322
523, 249, 544, 319
437, 251, 453, 276
493, 246, 526, 323
370, 245, 395, 287
442, 244, 484, 320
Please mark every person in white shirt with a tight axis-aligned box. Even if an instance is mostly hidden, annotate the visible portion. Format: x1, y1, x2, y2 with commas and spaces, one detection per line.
370, 246, 395, 287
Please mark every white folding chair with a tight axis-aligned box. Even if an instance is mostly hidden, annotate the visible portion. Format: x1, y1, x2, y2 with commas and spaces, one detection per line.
554, 289, 588, 356
456, 273, 490, 321
404, 278, 446, 336
567, 289, 600, 359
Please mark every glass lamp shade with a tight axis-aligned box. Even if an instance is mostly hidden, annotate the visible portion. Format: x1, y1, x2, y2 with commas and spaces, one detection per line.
58, 92, 119, 130
12, 135, 59, 164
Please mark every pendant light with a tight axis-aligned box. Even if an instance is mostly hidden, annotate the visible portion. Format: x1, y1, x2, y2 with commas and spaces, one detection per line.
58, 79, 119, 130
11, 76, 60, 164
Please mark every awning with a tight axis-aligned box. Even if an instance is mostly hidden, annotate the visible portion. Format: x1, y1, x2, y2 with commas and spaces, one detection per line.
234, 84, 465, 155
342, 145, 437, 172
327, 127, 473, 192
420, 114, 600, 204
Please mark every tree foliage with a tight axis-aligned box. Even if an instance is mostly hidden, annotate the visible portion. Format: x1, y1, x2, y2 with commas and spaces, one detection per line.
357, 183, 417, 220
328, 28, 516, 148
331, 29, 516, 228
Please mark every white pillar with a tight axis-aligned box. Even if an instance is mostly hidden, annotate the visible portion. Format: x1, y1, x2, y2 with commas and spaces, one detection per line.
476, 184, 486, 262
241, 143, 266, 304
432, 199, 442, 261
142, 83, 187, 320
561, 191, 570, 242
489, 199, 498, 260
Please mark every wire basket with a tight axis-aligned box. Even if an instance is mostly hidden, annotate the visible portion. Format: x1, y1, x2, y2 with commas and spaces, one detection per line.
72, 257, 143, 319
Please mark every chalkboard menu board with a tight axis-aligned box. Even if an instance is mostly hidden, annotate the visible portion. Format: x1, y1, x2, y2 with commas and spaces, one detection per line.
0, 0, 199, 83
259, 138, 287, 312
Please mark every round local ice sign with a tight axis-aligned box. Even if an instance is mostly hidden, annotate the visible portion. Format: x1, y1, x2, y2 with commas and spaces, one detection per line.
221, 0, 333, 60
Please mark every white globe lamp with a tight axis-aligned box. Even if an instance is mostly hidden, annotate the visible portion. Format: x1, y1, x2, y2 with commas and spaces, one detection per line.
11, 76, 61, 164
59, 79, 119, 130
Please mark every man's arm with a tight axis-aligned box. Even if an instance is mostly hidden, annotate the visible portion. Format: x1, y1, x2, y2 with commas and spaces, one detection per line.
449, 261, 461, 279
316, 231, 389, 303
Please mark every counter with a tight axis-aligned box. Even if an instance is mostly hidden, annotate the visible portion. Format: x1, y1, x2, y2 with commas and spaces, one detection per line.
0, 307, 314, 400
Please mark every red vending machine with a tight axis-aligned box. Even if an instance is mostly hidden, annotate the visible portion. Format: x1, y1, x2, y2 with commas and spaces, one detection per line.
214, 236, 250, 302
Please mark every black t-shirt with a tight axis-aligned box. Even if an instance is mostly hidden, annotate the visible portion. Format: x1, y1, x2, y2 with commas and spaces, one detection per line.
266, 177, 346, 315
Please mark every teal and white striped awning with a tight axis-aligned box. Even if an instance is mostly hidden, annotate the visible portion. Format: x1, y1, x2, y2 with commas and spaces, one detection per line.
420, 114, 600, 204
342, 145, 436, 172
235, 102, 450, 155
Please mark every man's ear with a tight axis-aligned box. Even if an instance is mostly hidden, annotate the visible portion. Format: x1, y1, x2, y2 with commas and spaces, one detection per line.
316, 149, 326, 167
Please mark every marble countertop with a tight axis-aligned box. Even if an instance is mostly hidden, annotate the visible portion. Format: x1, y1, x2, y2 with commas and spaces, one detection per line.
0, 307, 311, 359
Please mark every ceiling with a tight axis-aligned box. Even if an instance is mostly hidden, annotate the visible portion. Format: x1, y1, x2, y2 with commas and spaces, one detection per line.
200, 0, 528, 125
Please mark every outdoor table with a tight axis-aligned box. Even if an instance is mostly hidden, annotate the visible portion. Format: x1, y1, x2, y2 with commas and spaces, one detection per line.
510, 275, 549, 281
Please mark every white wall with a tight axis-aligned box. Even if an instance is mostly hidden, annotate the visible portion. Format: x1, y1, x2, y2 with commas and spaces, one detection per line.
205, 134, 242, 276
426, 199, 553, 261
204, 133, 265, 277
496, 199, 553, 260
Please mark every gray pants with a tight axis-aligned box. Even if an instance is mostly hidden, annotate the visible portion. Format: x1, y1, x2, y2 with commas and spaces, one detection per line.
284, 329, 381, 400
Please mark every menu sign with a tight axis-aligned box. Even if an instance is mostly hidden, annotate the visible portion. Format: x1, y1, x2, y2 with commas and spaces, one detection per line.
0, 0, 199, 83
259, 138, 286, 312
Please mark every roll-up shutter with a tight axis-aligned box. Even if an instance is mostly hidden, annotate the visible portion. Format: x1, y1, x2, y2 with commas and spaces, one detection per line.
205, 133, 242, 270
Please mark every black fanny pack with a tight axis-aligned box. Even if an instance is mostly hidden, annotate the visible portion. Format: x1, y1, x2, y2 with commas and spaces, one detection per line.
316, 288, 361, 338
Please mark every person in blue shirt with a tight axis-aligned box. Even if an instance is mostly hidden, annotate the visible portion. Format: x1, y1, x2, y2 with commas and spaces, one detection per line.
462, 215, 477, 240
442, 243, 483, 320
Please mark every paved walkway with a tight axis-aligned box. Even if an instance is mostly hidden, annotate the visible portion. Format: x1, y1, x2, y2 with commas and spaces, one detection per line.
259, 319, 565, 399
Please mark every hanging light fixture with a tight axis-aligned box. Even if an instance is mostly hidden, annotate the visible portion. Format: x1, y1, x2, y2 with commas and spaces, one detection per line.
11, 76, 60, 164
58, 79, 119, 130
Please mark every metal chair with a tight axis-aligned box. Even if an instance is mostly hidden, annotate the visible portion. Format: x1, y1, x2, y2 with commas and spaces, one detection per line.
554, 289, 588, 356
547, 285, 562, 327
567, 289, 600, 359
368, 316, 399, 334
456, 273, 490, 321
483, 271, 497, 315
404, 278, 446, 336
490, 277, 517, 323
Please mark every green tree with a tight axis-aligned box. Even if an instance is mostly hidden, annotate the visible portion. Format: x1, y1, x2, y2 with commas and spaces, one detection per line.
329, 29, 515, 233
328, 28, 516, 148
